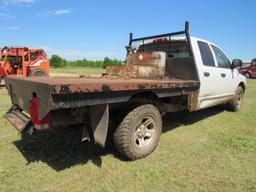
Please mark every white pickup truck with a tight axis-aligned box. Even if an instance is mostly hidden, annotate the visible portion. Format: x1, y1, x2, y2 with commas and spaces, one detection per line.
4, 22, 246, 160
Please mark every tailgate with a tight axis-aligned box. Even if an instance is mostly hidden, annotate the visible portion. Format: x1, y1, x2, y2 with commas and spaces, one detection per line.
5, 76, 52, 120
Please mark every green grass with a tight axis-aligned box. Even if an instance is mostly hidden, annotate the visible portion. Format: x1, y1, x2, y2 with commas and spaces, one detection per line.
0, 70, 256, 191
50, 66, 105, 77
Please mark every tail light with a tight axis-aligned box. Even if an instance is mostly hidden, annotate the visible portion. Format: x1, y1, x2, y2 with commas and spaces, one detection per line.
29, 96, 52, 131
153, 38, 168, 43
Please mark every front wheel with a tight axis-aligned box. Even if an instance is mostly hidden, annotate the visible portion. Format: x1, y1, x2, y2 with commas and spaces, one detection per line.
243, 72, 250, 79
228, 86, 244, 112
113, 104, 162, 160
30, 69, 48, 77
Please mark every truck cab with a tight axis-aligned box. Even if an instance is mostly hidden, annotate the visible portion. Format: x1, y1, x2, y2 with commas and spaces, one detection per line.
115, 33, 246, 111
238, 58, 256, 78
190, 37, 246, 109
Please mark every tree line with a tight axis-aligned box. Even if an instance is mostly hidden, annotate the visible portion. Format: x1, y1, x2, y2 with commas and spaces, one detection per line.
50, 55, 123, 68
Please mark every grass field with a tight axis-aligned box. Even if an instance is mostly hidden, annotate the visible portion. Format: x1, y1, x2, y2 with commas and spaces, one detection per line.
50, 67, 105, 77
0, 69, 255, 192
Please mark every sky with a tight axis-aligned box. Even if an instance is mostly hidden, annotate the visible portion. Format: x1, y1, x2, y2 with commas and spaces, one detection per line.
0, 0, 255, 61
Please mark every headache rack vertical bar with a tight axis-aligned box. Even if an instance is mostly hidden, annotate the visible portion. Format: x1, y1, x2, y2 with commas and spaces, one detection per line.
129, 32, 133, 47
127, 32, 133, 55
184, 21, 200, 81
185, 21, 192, 56
168, 35, 171, 53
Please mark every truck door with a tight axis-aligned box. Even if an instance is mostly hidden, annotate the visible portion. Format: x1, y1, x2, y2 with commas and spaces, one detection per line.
196, 40, 234, 109
22, 50, 30, 77
210, 44, 237, 95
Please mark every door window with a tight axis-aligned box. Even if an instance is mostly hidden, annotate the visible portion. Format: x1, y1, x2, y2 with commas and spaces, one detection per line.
198, 41, 215, 67
211, 45, 230, 68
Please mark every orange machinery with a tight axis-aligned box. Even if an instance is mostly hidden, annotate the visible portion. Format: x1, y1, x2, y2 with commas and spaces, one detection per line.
0, 47, 49, 85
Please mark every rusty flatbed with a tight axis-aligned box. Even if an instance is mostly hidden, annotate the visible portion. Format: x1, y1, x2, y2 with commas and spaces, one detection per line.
9, 76, 199, 92
5, 76, 200, 119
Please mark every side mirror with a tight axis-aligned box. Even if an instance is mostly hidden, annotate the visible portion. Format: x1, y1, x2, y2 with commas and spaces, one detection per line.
231, 59, 242, 69
251, 58, 256, 66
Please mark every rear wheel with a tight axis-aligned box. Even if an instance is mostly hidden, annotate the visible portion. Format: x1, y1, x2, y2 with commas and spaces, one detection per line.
113, 104, 162, 160
228, 86, 244, 112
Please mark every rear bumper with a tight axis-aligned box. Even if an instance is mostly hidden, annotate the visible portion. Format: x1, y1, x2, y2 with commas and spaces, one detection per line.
4, 106, 32, 133
4, 105, 52, 133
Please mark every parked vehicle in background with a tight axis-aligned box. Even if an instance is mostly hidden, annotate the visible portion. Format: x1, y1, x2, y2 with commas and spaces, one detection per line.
0, 47, 49, 86
239, 58, 256, 78
4, 22, 246, 160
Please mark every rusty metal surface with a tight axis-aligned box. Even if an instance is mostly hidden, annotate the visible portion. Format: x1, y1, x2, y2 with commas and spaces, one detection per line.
6, 76, 199, 93
5, 75, 200, 120
107, 51, 166, 79
106, 65, 165, 79
188, 92, 199, 111
126, 51, 165, 67
52, 78, 199, 94
106, 65, 138, 78
6, 76, 200, 97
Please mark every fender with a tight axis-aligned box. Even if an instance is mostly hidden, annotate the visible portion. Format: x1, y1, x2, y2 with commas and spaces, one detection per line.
29, 68, 48, 77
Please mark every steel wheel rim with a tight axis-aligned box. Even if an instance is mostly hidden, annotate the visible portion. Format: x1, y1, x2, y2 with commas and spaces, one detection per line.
134, 117, 156, 148
236, 91, 243, 108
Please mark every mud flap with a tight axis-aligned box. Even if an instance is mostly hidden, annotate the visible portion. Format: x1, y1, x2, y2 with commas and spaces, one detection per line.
4, 106, 32, 133
89, 104, 109, 148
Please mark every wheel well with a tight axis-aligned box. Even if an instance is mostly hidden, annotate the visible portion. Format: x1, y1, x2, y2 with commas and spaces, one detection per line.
30, 68, 48, 77
129, 92, 160, 102
108, 92, 164, 137
127, 92, 165, 115
239, 82, 246, 92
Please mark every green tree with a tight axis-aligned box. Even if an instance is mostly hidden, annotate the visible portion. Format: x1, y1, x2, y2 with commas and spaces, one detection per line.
50, 55, 63, 68
62, 59, 68, 67
103, 57, 111, 68
50, 54, 122, 68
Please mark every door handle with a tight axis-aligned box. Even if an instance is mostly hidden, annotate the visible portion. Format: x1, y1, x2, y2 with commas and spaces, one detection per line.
221, 73, 226, 78
204, 72, 210, 77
